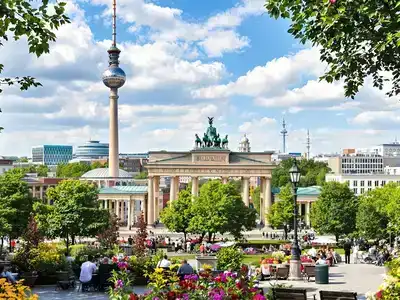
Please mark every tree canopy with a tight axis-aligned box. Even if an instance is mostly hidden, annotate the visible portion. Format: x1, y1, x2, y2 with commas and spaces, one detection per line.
160, 188, 194, 242
34, 180, 109, 253
272, 158, 330, 188
357, 183, 400, 241
310, 181, 358, 241
189, 180, 256, 241
134, 171, 148, 179
265, 0, 400, 98
0, 169, 34, 240
0, 0, 70, 93
56, 162, 108, 178
267, 184, 294, 239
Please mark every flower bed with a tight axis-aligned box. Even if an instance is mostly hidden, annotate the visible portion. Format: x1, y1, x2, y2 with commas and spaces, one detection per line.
110, 266, 266, 300
366, 258, 400, 299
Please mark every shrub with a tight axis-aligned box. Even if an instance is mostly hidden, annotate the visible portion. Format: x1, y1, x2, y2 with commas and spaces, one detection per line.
216, 247, 244, 271
13, 242, 67, 274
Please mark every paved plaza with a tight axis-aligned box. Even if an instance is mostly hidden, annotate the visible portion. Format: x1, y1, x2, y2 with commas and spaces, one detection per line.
32, 262, 384, 299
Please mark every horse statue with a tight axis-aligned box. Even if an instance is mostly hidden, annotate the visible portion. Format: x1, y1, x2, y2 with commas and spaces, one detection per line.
213, 133, 221, 148
202, 133, 209, 148
195, 134, 202, 148
222, 135, 229, 149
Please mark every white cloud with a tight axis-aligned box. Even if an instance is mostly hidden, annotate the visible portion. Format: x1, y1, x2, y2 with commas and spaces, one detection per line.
192, 47, 324, 99
200, 30, 250, 57
255, 80, 344, 108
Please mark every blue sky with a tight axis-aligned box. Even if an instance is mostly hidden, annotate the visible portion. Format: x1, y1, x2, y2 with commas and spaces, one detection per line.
0, 0, 398, 157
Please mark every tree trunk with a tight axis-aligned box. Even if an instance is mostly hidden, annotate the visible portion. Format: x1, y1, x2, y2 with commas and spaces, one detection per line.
208, 232, 212, 243
183, 232, 187, 243
0, 237, 3, 256
71, 234, 76, 245
284, 227, 288, 240
65, 232, 70, 256
213, 233, 216, 242
8, 235, 12, 253
335, 234, 339, 243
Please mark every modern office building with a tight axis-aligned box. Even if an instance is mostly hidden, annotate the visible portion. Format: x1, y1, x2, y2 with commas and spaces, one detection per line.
32, 145, 73, 166
119, 153, 149, 174
326, 173, 400, 196
326, 154, 384, 175
74, 140, 109, 160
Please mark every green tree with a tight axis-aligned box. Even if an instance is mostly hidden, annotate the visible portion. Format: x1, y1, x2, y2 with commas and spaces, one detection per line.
310, 181, 358, 241
189, 180, 256, 241
251, 186, 261, 215
267, 185, 293, 239
56, 162, 92, 178
0, 169, 34, 248
160, 188, 193, 242
34, 180, 109, 254
357, 187, 389, 241
134, 171, 148, 179
35, 165, 48, 177
265, 0, 400, 98
17, 157, 28, 163
272, 158, 330, 188
0, 0, 70, 93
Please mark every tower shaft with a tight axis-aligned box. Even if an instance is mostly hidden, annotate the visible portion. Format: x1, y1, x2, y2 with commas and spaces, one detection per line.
109, 88, 119, 178
280, 118, 288, 153
306, 129, 311, 160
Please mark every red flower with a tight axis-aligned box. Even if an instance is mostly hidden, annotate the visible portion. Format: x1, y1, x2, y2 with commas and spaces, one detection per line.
129, 294, 138, 300
376, 290, 383, 299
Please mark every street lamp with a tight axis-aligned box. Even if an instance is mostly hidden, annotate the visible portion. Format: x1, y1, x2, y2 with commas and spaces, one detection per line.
288, 160, 301, 280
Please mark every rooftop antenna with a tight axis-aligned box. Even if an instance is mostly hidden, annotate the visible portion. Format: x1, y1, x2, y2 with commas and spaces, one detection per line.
280, 117, 288, 153
112, 0, 117, 47
306, 129, 311, 159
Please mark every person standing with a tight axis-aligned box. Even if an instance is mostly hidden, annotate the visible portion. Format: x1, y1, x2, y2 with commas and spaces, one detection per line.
343, 240, 352, 264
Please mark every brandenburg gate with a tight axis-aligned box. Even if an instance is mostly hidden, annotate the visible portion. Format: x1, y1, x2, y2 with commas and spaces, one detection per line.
145, 117, 276, 225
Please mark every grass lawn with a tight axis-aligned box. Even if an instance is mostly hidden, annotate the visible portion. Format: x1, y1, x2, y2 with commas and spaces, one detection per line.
246, 240, 289, 244
170, 248, 345, 266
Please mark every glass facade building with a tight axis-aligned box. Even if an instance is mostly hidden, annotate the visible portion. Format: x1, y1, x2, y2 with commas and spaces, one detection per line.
74, 140, 109, 159
32, 145, 73, 165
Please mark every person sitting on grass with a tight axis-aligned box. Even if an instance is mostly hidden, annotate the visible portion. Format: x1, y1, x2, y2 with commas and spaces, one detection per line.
0, 265, 16, 283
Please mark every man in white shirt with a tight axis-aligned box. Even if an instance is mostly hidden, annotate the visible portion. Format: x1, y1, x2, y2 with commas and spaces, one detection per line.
308, 246, 317, 260
79, 255, 97, 284
157, 255, 171, 269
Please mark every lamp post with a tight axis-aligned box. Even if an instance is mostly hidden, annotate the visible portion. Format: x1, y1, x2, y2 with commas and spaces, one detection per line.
288, 159, 302, 280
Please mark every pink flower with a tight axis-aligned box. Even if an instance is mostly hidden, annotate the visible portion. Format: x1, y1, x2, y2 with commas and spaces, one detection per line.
329, 0, 336, 3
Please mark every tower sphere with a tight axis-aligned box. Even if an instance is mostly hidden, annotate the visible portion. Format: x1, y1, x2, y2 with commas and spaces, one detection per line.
102, 66, 126, 89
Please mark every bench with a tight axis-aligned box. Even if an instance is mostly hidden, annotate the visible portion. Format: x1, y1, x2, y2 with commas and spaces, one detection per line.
275, 266, 289, 280
272, 288, 307, 300
303, 265, 316, 282
319, 291, 357, 300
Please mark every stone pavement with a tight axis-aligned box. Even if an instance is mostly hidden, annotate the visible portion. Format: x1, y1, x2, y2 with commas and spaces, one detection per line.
32, 263, 384, 299
258, 263, 385, 299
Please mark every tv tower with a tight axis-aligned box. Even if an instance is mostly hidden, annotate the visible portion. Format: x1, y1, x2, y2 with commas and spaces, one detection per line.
306, 129, 311, 159
280, 118, 288, 153
102, 0, 126, 178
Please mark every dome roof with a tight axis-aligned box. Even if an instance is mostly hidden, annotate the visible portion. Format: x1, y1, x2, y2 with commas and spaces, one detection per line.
240, 134, 249, 143
81, 168, 131, 178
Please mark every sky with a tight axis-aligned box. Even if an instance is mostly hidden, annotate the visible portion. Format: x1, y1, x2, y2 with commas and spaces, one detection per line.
1, 0, 399, 157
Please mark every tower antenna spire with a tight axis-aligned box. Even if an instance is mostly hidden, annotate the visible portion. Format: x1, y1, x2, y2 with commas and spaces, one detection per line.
306, 129, 311, 159
112, 0, 117, 47
280, 117, 288, 153
102, 0, 126, 179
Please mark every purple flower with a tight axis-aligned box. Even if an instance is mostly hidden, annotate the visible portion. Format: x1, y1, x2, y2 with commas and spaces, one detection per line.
115, 279, 123, 288
253, 294, 266, 300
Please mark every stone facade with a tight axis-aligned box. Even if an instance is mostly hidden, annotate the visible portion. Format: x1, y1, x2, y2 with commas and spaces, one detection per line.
145, 149, 276, 225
